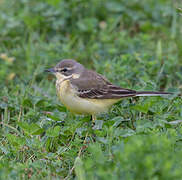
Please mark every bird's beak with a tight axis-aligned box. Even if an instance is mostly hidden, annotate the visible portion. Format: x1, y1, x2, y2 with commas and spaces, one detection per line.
45, 68, 56, 73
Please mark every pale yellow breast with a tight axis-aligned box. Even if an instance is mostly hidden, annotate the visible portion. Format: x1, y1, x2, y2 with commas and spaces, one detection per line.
56, 80, 120, 115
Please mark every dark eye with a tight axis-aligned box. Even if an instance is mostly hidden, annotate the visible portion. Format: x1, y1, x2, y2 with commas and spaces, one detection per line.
61, 68, 68, 73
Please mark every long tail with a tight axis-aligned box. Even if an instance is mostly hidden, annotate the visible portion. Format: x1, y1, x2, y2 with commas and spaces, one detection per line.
135, 91, 173, 97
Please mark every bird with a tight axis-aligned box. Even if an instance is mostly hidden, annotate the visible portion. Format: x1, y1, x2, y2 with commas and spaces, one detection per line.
46, 59, 172, 122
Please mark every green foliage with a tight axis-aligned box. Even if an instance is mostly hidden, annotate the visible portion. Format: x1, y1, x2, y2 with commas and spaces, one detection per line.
0, 0, 182, 179
84, 131, 182, 180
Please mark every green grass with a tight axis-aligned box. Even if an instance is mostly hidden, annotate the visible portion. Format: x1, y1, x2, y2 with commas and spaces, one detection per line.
0, 0, 182, 179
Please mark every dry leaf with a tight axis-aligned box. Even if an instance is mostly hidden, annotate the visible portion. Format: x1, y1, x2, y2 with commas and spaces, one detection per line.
0, 53, 15, 64
7, 73, 16, 80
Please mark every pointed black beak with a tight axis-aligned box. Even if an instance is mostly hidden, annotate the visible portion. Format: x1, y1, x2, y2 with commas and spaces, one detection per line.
45, 68, 56, 73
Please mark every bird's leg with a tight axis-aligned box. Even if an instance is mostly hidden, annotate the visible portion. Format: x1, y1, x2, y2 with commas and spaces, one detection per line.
90, 115, 92, 121
91, 115, 96, 127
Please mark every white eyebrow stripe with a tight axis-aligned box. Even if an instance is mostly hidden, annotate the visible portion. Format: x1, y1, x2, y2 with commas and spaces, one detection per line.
61, 67, 73, 70
72, 65, 77, 69
67, 67, 73, 70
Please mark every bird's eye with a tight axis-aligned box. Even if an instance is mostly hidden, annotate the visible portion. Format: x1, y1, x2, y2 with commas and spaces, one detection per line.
61, 68, 68, 73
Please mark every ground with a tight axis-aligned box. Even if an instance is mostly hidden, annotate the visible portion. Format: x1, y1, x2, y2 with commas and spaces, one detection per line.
0, 0, 182, 179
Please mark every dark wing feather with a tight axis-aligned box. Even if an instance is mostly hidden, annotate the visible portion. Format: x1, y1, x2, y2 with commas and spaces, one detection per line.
70, 70, 137, 99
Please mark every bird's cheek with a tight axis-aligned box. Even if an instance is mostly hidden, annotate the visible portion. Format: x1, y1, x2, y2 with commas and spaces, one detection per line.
72, 73, 80, 79
55, 73, 66, 81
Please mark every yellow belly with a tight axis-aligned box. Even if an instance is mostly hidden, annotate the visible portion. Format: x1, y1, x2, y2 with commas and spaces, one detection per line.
56, 80, 119, 115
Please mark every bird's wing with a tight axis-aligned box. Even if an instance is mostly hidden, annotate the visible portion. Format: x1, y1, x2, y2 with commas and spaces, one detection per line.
70, 70, 137, 99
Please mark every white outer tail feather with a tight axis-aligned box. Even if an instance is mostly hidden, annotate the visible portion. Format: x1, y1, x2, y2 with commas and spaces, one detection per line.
135, 91, 172, 97
136, 94, 168, 97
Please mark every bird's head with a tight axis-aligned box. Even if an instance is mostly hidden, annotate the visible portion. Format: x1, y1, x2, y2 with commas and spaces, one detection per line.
45, 59, 84, 81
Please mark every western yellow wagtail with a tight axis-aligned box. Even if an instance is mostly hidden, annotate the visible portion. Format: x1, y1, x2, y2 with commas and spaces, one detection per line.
46, 59, 172, 122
